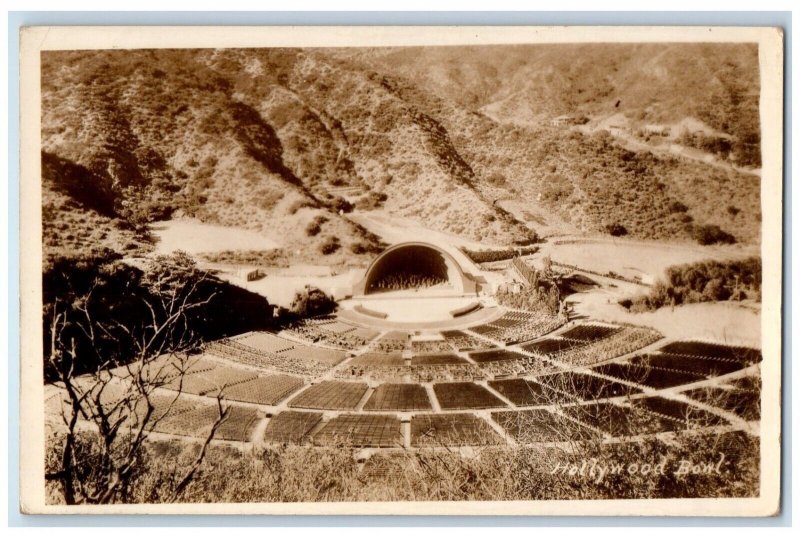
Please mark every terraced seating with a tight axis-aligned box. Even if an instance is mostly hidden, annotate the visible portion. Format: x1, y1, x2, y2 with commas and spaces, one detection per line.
214, 374, 305, 406
433, 382, 507, 410
440, 330, 493, 351
492, 409, 597, 442
468, 311, 564, 344
632, 397, 728, 428
630, 353, 751, 377
347, 352, 405, 367
469, 349, 529, 364
288, 381, 369, 410
111, 354, 218, 386
206, 340, 333, 377
163, 364, 259, 396
411, 353, 466, 366
284, 320, 378, 350
488, 378, 565, 406
559, 324, 621, 342
233, 332, 296, 354
560, 402, 680, 437
213, 406, 262, 442
334, 361, 483, 383
526, 326, 663, 368
534, 371, 642, 402
312, 414, 402, 448
683, 384, 760, 421
468, 349, 552, 377
657, 341, 762, 363
150, 401, 260, 442
372, 331, 410, 352
150, 402, 221, 438
263, 411, 323, 444
279, 345, 347, 366
592, 361, 707, 389
411, 339, 453, 354
521, 337, 587, 355
411, 413, 502, 447
313, 320, 359, 334
363, 383, 432, 411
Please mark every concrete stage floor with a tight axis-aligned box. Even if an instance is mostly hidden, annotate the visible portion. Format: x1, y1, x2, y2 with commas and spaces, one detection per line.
338, 292, 504, 331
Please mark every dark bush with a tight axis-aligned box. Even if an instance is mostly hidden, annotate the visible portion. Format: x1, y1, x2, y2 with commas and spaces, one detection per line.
289, 286, 336, 318
604, 223, 628, 237
319, 236, 340, 255
622, 256, 760, 311
692, 224, 736, 245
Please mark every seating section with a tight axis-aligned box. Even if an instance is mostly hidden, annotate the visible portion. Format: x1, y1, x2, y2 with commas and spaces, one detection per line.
347, 353, 405, 367
279, 344, 347, 366
683, 381, 760, 421
334, 361, 483, 383
62, 315, 758, 449
629, 353, 749, 377
288, 381, 369, 410
492, 409, 597, 442
411, 339, 454, 354
559, 324, 621, 342
263, 411, 323, 444
372, 331, 410, 352
411, 353, 466, 366
632, 397, 728, 428
283, 318, 379, 350
163, 364, 258, 396
467, 311, 564, 344
487, 378, 569, 405
213, 406, 262, 442
657, 341, 762, 364
214, 374, 305, 406
411, 414, 502, 447
233, 332, 295, 354
523, 326, 663, 368
363, 384, 432, 411
312, 414, 402, 448
206, 339, 344, 377
591, 361, 707, 389
469, 349, 529, 364
468, 349, 552, 377
560, 402, 682, 437
433, 382, 507, 410
440, 330, 493, 351
533, 371, 642, 402
150, 401, 260, 442
522, 338, 585, 356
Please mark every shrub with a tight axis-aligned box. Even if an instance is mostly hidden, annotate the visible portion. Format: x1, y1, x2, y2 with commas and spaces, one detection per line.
287, 199, 315, 215
622, 256, 760, 311
329, 196, 353, 214
319, 235, 340, 255
692, 224, 736, 245
304, 215, 328, 237
604, 223, 628, 237
289, 286, 336, 318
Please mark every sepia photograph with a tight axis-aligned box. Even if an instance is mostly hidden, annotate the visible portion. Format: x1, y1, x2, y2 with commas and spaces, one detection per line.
18, 25, 784, 516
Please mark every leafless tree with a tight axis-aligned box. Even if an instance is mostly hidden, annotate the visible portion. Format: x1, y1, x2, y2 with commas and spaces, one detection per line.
45, 255, 228, 504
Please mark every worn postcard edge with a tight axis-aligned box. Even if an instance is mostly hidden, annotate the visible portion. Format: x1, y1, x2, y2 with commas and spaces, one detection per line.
17, 25, 785, 516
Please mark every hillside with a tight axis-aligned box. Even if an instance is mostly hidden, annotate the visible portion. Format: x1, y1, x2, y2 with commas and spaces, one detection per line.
41, 44, 762, 266
344, 43, 761, 167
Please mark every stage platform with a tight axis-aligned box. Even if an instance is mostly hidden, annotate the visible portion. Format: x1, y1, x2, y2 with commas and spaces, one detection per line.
338, 294, 503, 331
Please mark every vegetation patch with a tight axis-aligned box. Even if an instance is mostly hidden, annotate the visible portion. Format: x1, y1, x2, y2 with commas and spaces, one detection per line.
620, 257, 761, 312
